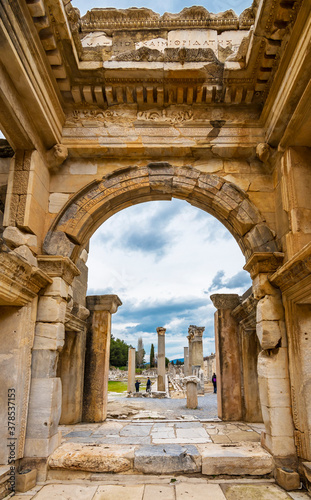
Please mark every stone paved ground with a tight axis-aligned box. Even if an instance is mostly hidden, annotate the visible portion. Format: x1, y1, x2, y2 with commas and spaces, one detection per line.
59, 420, 264, 446
106, 392, 219, 420
13, 477, 310, 499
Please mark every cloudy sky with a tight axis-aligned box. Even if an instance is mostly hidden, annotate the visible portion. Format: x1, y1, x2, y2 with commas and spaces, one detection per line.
72, 0, 251, 16
87, 199, 252, 362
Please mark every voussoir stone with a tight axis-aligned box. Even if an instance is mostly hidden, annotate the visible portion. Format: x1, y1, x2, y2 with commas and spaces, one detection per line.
48, 443, 134, 472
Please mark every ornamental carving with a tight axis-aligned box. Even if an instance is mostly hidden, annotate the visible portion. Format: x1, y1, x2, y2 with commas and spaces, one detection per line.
137, 109, 193, 124
114, 46, 219, 64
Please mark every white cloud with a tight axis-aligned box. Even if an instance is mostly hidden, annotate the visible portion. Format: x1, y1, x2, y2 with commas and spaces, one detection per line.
87, 199, 251, 360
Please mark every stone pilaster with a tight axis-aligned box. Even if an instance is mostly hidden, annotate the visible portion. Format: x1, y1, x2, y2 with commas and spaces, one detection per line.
127, 348, 136, 393
157, 327, 166, 392
210, 294, 243, 421
189, 325, 204, 369
83, 295, 122, 422
24, 256, 80, 462
187, 331, 194, 372
245, 253, 296, 462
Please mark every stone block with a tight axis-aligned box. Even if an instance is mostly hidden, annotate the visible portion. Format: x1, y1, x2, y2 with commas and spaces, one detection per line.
257, 320, 282, 349
80, 249, 88, 263
25, 378, 62, 440
43, 231, 75, 258
36, 296, 67, 323
257, 295, 284, 322
252, 274, 279, 300
49, 193, 70, 214
48, 443, 134, 473
24, 431, 61, 458
261, 432, 296, 457
134, 445, 201, 474
3, 226, 37, 250
11, 246, 37, 267
201, 442, 274, 476
26, 484, 97, 499
94, 485, 144, 500
257, 348, 290, 380
16, 469, 37, 493
258, 375, 291, 408
176, 483, 226, 500
261, 405, 295, 438
31, 350, 60, 377
275, 467, 300, 491
44, 277, 69, 299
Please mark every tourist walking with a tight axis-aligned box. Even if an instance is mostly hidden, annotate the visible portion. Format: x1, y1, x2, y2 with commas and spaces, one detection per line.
135, 380, 141, 392
212, 373, 217, 394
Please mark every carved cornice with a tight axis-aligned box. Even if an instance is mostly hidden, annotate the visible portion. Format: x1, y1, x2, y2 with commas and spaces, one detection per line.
65, 311, 87, 332
0, 251, 52, 306
80, 7, 252, 32
232, 294, 258, 331
37, 255, 80, 285
270, 242, 311, 293
244, 252, 284, 279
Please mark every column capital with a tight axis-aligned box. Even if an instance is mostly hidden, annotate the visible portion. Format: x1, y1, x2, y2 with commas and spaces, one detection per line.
38, 255, 80, 285
210, 294, 241, 310
156, 327, 166, 336
86, 294, 122, 314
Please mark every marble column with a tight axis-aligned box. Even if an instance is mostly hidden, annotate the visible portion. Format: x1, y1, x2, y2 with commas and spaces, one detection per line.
83, 295, 122, 422
127, 347, 136, 393
191, 326, 205, 368
210, 294, 243, 421
186, 376, 199, 409
157, 327, 166, 392
184, 346, 189, 376
187, 330, 194, 373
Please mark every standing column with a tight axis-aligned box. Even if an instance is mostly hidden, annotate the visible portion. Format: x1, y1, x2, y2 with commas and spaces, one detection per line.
184, 347, 189, 376
191, 326, 205, 368
127, 347, 136, 393
83, 295, 122, 422
210, 294, 242, 421
157, 327, 166, 392
187, 329, 194, 373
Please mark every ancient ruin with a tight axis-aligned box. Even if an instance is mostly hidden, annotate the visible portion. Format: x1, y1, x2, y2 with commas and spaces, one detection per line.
0, 0, 311, 495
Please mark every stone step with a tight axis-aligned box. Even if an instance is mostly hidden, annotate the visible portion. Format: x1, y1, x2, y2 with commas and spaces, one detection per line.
47, 442, 274, 479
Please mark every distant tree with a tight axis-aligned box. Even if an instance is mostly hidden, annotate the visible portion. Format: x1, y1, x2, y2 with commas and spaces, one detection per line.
136, 337, 145, 367
176, 359, 182, 366
109, 335, 131, 367
165, 357, 170, 368
150, 343, 155, 368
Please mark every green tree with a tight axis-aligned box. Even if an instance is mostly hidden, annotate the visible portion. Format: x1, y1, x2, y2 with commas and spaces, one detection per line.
165, 357, 170, 368
110, 335, 131, 367
150, 343, 155, 368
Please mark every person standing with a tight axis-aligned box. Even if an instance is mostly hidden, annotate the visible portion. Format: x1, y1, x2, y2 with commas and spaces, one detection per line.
146, 377, 151, 392
212, 373, 217, 394
135, 380, 141, 392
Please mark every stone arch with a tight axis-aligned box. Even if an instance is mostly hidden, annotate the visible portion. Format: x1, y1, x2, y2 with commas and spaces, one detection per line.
43, 163, 279, 263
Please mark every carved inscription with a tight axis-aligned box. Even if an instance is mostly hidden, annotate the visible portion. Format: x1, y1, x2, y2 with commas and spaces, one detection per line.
81, 31, 112, 47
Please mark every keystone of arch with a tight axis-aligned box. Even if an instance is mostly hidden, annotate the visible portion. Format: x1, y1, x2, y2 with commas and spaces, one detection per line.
43, 163, 280, 263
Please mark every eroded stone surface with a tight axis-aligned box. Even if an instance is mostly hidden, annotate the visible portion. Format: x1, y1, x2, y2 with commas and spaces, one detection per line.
134, 444, 201, 474
48, 443, 134, 472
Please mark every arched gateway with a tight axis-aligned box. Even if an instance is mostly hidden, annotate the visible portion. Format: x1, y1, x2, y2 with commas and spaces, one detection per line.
1, 0, 311, 489
43, 164, 278, 262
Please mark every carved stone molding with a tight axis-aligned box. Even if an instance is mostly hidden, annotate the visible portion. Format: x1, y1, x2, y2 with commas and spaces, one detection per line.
156, 327, 166, 336
244, 252, 284, 279
0, 251, 52, 306
37, 256, 80, 285
232, 294, 258, 331
270, 242, 311, 293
